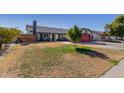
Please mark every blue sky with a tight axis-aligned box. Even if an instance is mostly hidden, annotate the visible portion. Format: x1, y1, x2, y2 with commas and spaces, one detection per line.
0, 14, 118, 32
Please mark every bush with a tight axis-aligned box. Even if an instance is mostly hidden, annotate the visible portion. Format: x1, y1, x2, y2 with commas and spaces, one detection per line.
0, 27, 21, 48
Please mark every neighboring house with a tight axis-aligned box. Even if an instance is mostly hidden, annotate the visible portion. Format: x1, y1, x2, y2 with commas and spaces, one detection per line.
92, 30, 103, 41
26, 21, 102, 42
80, 28, 103, 42
105, 36, 124, 42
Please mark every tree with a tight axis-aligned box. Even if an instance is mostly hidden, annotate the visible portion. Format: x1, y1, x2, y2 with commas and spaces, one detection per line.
0, 27, 21, 48
67, 25, 82, 47
104, 24, 110, 32
104, 24, 111, 40
107, 15, 124, 40
102, 32, 108, 39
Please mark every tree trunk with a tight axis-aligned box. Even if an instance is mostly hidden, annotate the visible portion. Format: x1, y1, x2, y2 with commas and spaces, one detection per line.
120, 37, 123, 40
74, 42, 77, 48
0, 44, 2, 49
116, 36, 117, 40
73, 42, 77, 48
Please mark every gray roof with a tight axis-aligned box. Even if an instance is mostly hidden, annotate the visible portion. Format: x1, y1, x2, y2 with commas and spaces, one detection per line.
26, 25, 103, 35
26, 25, 67, 34
80, 28, 103, 35
92, 30, 103, 35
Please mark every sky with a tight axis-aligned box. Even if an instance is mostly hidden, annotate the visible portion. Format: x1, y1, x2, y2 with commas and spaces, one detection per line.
0, 14, 118, 33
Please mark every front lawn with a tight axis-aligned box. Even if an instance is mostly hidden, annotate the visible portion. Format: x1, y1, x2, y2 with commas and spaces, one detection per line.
0, 42, 124, 77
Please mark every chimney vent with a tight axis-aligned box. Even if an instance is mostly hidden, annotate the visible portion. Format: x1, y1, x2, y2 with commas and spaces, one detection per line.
33, 20, 37, 35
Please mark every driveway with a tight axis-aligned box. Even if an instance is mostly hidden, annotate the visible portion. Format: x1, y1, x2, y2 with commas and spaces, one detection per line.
79, 41, 124, 51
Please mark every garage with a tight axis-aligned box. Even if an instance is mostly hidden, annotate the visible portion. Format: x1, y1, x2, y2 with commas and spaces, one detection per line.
80, 33, 91, 42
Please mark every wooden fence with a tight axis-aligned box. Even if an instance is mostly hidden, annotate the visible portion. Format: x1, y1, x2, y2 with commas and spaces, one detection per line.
18, 34, 37, 42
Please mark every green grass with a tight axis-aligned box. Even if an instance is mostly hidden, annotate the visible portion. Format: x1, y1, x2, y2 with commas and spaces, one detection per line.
110, 60, 120, 66
43, 44, 93, 55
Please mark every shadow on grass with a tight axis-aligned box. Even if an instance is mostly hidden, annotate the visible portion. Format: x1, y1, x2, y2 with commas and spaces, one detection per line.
21, 42, 31, 46
76, 47, 109, 60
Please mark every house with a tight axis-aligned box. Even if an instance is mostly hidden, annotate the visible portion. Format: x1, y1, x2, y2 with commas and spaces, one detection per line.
80, 28, 103, 42
26, 21, 68, 41
26, 21, 102, 42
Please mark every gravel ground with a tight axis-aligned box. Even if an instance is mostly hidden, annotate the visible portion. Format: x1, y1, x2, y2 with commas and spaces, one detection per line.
0, 44, 15, 60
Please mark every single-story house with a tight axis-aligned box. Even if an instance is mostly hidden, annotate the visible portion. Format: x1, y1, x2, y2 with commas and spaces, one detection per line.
80, 28, 103, 42
26, 21, 103, 42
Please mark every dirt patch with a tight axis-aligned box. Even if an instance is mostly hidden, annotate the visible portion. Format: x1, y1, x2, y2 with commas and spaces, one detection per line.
0, 44, 25, 77
0, 44, 11, 57
29, 42, 65, 48
94, 48, 124, 61
63, 53, 112, 77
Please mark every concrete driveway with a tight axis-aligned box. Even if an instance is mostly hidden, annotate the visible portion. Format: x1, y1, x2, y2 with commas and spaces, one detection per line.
79, 41, 124, 51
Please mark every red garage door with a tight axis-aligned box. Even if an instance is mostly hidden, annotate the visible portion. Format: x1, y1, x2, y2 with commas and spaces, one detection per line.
81, 34, 91, 42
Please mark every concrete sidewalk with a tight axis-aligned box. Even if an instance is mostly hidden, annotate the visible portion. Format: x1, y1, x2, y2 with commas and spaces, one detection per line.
101, 59, 124, 78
